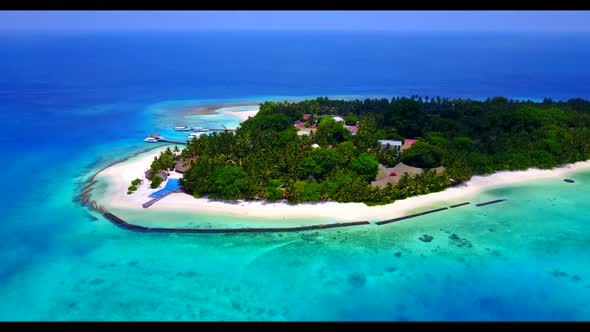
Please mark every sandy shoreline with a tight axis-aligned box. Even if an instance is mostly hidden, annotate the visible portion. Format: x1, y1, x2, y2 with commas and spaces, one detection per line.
221, 109, 259, 121
91, 103, 590, 226
189, 102, 260, 116
94, 143, 590, 225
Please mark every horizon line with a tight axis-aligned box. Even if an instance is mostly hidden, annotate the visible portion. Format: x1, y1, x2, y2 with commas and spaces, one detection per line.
2, 28, 590, 33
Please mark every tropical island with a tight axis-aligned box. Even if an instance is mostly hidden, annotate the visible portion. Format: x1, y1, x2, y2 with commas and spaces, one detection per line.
147, 97, 590, 203
88, 96, 590, 228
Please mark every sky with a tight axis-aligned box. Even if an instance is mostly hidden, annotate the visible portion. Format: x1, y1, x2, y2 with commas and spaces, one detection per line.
0, 11, 589, 32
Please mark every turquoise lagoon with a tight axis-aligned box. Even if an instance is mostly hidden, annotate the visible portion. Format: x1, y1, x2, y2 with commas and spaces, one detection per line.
1, 98, 589, 321
2, 31, 590, 321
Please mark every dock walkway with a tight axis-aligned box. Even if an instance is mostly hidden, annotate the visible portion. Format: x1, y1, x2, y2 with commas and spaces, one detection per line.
142, 190, 184, 208
157, 138, 187, 145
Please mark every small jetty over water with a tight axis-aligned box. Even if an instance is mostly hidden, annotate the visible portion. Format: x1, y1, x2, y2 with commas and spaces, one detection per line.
205, 127, 237, 132
144, 133, 186, 145
144, 128, 237, 144
142, 189, 183, 208
175, 126, 237, 132
174, 126, 191, 131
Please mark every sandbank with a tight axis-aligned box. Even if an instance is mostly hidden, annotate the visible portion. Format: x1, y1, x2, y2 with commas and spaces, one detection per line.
189, 102, 260, 116
221, 109, 259, 121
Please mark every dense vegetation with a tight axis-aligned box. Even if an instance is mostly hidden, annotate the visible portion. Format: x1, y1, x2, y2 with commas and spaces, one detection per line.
150, 176, 164, 189
148, 147, 180, 188
127, 178, 142, 194
150, 147, 180, 174
177, 97, 590, 204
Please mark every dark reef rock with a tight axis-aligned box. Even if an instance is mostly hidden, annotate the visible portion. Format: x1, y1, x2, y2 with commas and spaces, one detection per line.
564, 179, 575, 183
449, 233, 461, 241
348, 272, 366, 287
86, 213, 98, 222
419, 235, 434, 242
231, 300, 242, 311
573, 275, 582, 281
553, 269, 569, 277
394, 252, 402, 257
89, 278, 104, 286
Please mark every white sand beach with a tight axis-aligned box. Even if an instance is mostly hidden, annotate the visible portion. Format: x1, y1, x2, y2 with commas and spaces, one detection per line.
95, 145, 590, 225
221, 109, 259, 121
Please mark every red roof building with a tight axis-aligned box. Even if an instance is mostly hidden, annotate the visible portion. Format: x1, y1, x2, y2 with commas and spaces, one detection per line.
345, 125, 358, 135
294, 120, 307, 129
404, 139, 418, 146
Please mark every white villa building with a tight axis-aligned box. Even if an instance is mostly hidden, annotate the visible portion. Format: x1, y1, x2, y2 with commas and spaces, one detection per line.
378, 140, 403, 149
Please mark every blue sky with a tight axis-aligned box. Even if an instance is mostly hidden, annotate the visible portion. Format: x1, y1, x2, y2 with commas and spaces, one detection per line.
0, 11, 589, 32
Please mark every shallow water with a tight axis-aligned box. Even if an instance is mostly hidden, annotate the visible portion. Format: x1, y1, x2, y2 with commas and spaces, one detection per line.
1, 31, 590, 321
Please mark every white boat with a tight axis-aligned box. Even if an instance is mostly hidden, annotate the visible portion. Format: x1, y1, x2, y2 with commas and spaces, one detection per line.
187, 132, 204, 140
191, 127, 209, 132
144, 137, 158, 143
174, 126, 191, 131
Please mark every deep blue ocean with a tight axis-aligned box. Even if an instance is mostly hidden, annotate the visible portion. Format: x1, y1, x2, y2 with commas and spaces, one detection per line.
1, 31, 590, 321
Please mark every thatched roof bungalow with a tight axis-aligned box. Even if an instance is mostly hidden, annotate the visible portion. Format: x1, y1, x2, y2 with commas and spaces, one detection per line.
145, 169, 169, 181
370, 162, 445, 189
174, 159, 190, 173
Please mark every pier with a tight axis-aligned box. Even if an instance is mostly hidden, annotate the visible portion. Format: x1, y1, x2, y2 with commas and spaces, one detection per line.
207, 128, 237, 132
146, 128, 238, 145
142, 190, 184, 208
174, 127, 237, 132
157, 138, 187, 145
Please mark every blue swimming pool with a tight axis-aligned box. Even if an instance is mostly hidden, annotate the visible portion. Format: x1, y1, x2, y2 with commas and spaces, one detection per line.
149, 178, 181, 198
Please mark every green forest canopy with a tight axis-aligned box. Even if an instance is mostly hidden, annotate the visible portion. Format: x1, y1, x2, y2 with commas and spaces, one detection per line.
174, 96, 590, 205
